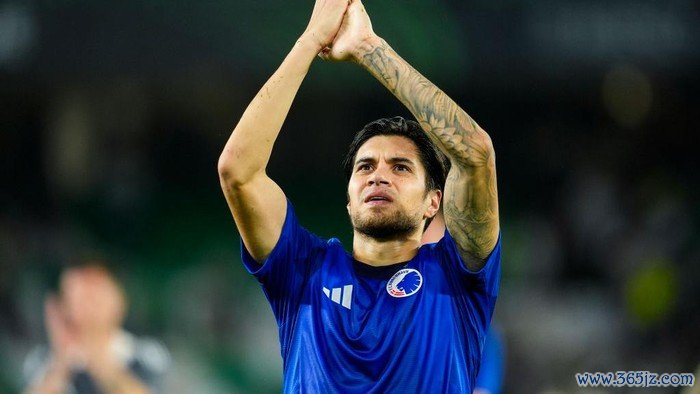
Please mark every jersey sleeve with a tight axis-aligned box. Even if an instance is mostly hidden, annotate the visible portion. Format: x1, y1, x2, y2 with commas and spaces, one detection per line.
436, 229, 502, 298
240, 199, 324, 333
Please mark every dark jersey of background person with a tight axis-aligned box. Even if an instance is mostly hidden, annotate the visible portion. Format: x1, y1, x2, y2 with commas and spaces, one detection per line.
23, 330, 168, 394
242, 201, 501, 393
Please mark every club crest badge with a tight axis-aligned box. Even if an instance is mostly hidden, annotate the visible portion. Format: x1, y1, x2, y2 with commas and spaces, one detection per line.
386, 268, 423, 298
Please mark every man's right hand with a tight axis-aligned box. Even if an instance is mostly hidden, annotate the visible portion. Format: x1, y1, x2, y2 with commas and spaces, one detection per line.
302, 0, 350, 50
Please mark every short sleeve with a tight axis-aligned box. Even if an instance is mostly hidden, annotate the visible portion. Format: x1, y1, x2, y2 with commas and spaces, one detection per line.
240, 200, 325, 333
435, 230, 502, 298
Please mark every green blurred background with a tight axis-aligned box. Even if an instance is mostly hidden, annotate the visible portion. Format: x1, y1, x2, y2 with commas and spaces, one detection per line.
1, 0, 699, 392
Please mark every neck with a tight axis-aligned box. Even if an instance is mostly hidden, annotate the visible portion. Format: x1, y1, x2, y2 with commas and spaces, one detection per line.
352, 230, 423, 266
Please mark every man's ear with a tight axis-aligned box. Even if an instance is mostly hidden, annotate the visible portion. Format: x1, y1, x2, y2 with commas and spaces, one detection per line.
425, 189, 442, 219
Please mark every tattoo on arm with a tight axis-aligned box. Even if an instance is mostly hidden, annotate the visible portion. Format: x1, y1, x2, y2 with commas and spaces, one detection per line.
443, 166, 499, 270
359, 39, 499, 268
359, 40, 490, 166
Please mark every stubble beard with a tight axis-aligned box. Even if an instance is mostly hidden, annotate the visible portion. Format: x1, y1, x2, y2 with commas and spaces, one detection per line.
350, 206, 421, 241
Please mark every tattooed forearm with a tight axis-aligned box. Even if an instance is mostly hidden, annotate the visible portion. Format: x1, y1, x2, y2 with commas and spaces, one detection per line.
358, 40, 492, 167
443, 165, 499, 267
358, 38, 499, 266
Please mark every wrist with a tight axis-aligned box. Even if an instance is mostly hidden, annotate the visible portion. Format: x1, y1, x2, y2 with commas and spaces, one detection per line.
351, 34, 383, 63
297, 31, 325, 54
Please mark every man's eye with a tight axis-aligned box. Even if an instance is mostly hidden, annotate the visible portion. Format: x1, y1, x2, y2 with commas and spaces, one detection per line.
358, 164, 372, 171
395, 165, 409, 172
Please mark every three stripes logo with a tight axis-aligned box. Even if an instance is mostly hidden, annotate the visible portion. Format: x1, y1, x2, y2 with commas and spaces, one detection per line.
322, 285, 353, 310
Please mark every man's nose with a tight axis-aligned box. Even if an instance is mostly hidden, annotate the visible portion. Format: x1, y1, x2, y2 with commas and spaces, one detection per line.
368, 166, 390, 186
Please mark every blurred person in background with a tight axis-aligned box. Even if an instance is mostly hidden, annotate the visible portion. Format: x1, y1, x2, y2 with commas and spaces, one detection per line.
218, 0, 500, 391
23, 262, 168, 394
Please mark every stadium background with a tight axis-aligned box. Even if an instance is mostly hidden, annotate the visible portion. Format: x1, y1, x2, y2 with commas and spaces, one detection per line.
1, 0, 698, 392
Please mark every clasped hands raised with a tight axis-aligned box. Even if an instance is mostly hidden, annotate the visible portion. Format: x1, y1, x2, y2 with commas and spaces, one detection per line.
302, 0, 378, 62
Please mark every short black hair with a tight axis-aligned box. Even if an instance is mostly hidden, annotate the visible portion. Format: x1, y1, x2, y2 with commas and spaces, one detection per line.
343, 116, 449, 192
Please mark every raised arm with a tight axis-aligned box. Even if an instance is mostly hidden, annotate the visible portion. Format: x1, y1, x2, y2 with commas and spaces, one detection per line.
326, 0, 499, 270
218, 0, 349, 262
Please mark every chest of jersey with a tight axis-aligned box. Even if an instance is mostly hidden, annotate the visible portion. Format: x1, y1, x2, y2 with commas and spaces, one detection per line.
289, 244, 470, 389
316, 258, 455, 338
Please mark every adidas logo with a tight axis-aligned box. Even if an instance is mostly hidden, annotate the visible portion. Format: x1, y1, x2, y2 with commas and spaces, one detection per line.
322, 285, 353, 310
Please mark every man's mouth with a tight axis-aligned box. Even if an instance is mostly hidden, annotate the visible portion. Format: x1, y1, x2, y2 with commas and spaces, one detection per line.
364, 192, 393, 205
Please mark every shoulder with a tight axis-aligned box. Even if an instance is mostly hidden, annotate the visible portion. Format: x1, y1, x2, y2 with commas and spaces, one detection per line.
267, 199, 329, 256
120, 331, 170, 377
135, 338, 170, 375
435, 228, 502, 276
23, 344, 51, 383
315, 237, 352, 266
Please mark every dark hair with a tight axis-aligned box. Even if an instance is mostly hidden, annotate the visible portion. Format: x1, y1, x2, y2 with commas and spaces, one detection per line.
343, 116, 449, 192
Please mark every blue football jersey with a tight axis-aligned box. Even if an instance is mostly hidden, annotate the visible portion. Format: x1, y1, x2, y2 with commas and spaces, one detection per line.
242, 201, 501, 393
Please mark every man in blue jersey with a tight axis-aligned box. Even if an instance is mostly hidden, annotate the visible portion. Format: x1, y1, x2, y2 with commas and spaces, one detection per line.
218, 0, 501, 392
